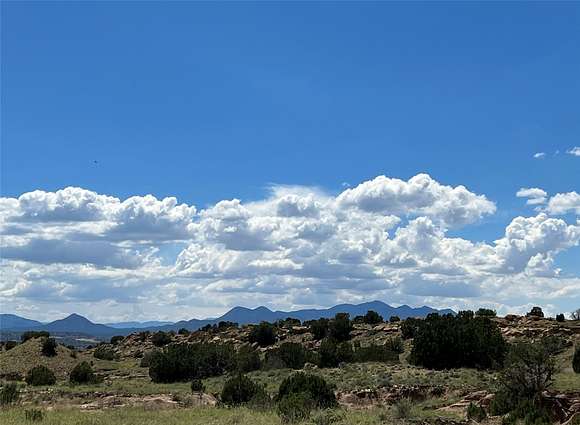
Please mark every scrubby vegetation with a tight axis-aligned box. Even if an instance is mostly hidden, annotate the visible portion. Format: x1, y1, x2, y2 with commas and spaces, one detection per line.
94, 344, 117, 360
4, 340, 18, 351
151, 331, 173, 347
490, 341, 556, 423
267, 342, 307, 369
400, 317, 422, 339
277, 372, 337, 407
410, 311, 506, 369
0, 382, 19, 406
70, 361, 100, 384
41, 337, 58, 357
21, 331, 49, 342
149, 343, 236, 383
110, 335, 124, 345
248, 322, 276, 347
527, 306, 544, 318
236, 345, 262, 373
190, 378, 205, 393
25, 365, 57, 386
221, 374, 267, 406
573, 346, 580, 373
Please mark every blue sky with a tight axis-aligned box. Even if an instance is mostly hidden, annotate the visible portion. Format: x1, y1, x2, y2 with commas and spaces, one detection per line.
1, 2, 579, 321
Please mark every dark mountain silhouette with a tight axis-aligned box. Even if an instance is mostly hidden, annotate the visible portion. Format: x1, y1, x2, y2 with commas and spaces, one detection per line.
41, 313, 118, 336
0, 314, 43, 330
0, 301, 455, 338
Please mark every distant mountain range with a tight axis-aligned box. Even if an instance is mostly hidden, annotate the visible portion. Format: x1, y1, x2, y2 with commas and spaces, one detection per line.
0, 301, 454, 339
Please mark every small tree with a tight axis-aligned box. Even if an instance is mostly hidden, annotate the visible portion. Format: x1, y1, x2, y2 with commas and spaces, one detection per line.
555, 314, 565, 323
151, 331, 172, 347
41, 338, 57, 357
329, 313, 352, 342
389, 315, 401, 323
70, 362, 98, 384
275, 342, 307, 369
527, 306, 544, 318
26, 365, 56, 386
277, 372, 337, 409
94, 344, 116, 361
178, 328, 190, 336
0, 383, 19, 406
248, 322, 276, 347
308, 318, 329, 340
110, 335, 124, 345
236, 345, 261, 372
476, 308, 497, 318
5, 341, 18, 351
571, 309, 580, 321
363, 310, 383, 324
491, 342, 555, 415
221, 374, 264, 405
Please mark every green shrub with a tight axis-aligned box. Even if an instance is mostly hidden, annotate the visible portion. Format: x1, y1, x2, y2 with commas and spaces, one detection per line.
191, 378, 205, 392
25, 365, 56, 386
5, 340, 18, 351
21, 331, 49, 342
277, 372, 337, 409
394, 398, 413, 419
236, 345, 261, 373
363, 310, 383, 324
410, 312, 506, 370
248, 322, 276, 347
149, 343, 235, 383
385, 336, 404, 353
274, 342, 307, 369
110, 335, 124, 345
140, 350, 159, 367
573, 346, 580, 373
501, 399, 552, 425
400, 317, 422, 339
476, 308, 497, 318
311, 409, 345, 425
354, 343, 399, 363
24, 409, 44, 422
555, 314, 565, 322
467, 402, 487, 422
151, 331, 172, 347
221, 374, 265, 406
490, 342, 556, 419
526, 306, 544, 318
40, 338, 57, 357
318, 338, 337, 368
329, 313, 352, 342
308, 318, 330, 340
0, 382, 19, 405
178, 328, 190, 335
94, 344, 116, 360
389, 315, 401, 323
277, 392, 314, 423
69, 362, 100, 384
541, 335, 568, 355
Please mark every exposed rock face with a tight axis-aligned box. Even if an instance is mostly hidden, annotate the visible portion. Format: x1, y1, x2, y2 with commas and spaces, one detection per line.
77, 392, 218, 410
337, 384, 447, 409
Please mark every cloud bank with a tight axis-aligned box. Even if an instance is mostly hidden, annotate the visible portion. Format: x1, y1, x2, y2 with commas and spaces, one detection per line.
1, 174, 579, 322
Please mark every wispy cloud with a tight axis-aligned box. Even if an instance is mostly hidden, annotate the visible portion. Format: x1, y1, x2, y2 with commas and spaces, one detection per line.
533, 152, 546, 159
567, 147, 580, 157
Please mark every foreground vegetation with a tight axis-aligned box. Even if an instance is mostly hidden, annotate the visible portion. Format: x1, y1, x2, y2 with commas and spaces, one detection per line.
1, 306, 579, 425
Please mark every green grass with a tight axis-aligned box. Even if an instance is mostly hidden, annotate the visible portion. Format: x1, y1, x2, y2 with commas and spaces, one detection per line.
0, 405, 438, 425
